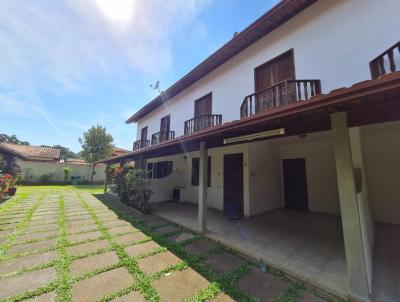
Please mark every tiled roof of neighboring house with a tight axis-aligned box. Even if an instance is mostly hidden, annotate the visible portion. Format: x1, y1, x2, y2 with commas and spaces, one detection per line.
126, 0, 318, 123
99, 71, 400, 164
112, 147, 130, 157
0, 143, 61, 162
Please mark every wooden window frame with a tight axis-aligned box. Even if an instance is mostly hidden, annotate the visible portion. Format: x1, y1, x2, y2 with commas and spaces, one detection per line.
194, 92, 212, 118
254, 49, 296, 92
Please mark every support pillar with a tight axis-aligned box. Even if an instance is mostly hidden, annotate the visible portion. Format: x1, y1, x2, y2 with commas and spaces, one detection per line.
198, 141, 208, 233
104, 164, 109, 192
331, 112, 370, 302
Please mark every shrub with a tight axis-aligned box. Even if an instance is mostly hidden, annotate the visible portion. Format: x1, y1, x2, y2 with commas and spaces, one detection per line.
124, 168, 152, 214
62, 166, 72, 183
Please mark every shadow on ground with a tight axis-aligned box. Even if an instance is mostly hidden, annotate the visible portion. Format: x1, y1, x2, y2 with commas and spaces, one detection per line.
93, 193, 335, 302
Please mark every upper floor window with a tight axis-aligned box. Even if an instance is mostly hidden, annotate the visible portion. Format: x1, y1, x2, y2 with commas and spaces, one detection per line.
255, 49, 295, 92
141, 126, 148, 141
191, 157, 211, 187
194, 93, 212, 118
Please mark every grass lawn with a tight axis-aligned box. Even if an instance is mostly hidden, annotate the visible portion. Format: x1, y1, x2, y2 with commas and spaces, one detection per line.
0, 186, 339, 302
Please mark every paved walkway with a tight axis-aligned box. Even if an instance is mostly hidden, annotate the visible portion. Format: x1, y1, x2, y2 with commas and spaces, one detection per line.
0, 191, 330, 302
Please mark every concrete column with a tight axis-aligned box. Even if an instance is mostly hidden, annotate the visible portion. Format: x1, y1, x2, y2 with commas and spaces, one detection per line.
104, 164, 109, 192
331, 112, 370, 302
198, 141, 208, 233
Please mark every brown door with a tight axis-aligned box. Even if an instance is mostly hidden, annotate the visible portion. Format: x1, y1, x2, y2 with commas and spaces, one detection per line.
194, 93, 212, 131
224, 153, 244, 219
160, 115, 170, 142
282, 158, 309, 211
255, 50, 295, 110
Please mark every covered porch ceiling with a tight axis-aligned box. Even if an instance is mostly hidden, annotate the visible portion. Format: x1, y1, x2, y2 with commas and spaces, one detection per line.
100, 72, 400, 164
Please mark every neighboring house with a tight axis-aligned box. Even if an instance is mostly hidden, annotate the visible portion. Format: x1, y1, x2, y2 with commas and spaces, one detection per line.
0, 143, 61, 162
0, 143, 105, 183
111, 147, 130, 157
100, 1, 400, 301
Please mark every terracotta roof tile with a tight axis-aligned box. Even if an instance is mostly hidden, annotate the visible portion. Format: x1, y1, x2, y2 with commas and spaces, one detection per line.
0, 143, 61, 161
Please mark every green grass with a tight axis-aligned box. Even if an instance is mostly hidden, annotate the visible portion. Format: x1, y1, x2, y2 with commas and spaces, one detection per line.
17, 185, 104, 194
55, 195, 73, 302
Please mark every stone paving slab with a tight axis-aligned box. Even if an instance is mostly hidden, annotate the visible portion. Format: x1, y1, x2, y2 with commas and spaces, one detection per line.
125, 241, 160, 258
184, 238, 216, 256
71, 251, 119, 276
69, 230, 103, 244
0, 267, 56, 300
103, 220, 132, 229
204, 251, 246, 275
68, 219, 96, 227
152, 268, 210, 302
236, 268, 290, 302
0, 250, 56, 275
113, 232, 147, 245
23, 292, 56, 302
8, 238, 57, 256
16, 231, 58, 243
138, 251, 181, 275
69, 239, 111, 256
166, 232, 195, 243
68, 224, 99, 234
212, 293, 236, 301
111, 291, 145, 302
72, 267, 134, 302
298, 292, 326, 302
108, 225, 138, 236
152, 225, 179, 235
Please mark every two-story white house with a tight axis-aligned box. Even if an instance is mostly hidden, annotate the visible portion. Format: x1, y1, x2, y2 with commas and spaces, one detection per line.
100, 0, 400, 301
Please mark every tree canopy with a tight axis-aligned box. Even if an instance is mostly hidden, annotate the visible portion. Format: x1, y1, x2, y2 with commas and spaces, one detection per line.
78, 125, 114, 164
0, 134, 29, 145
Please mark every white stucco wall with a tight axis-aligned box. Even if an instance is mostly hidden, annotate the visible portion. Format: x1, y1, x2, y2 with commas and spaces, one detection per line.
147, 143, 251, 215
18, 160, 106, 183
136, 0, 400, 140
362, 121, 400, 225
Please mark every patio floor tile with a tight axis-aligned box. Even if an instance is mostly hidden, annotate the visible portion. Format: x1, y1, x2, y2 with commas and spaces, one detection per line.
184, 238, 216, 256
166, 232, 195, 243
69, 230, 102, 244
152, 269, 209, 302
71, 251, 119, 276
137, 251, 181, 275
72, 267, 133, 302
203, 251, 246, 274
69, 239, 110, 256
125, 241, 160, 258
24, 292, 56, 302
8, 238, 57, 256
113, 232, 147, 245
236, 268, 290, 302
111, 291, 145, 302
0, 267, 56, 300
0, 250, 56, 275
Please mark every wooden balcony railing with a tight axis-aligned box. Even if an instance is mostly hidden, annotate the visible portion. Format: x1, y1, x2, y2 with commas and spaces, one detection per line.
240, 79, 321, 118
132, 139, 149, 151
151, 131, 175, 145
370, 41, 400, 79
184, 114, 222, 135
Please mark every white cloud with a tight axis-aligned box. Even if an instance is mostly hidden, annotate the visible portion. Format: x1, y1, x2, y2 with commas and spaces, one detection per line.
0, 0, 210, 92
0, 0, 211, 144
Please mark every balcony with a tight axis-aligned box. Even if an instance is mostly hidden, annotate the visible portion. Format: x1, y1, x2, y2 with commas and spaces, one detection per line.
151, 131, 175, 145
370, 41, 400, 79
240, 79, 321, 118
132, 139, 149, 151
184, 114, 222, 135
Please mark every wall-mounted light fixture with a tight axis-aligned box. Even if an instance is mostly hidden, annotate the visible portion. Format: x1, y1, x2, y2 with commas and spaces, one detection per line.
183, 155, 188, 162
223, 128, 285, 144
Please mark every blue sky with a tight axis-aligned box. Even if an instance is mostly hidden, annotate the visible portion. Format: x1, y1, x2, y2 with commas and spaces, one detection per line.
0, 0, 278, 152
